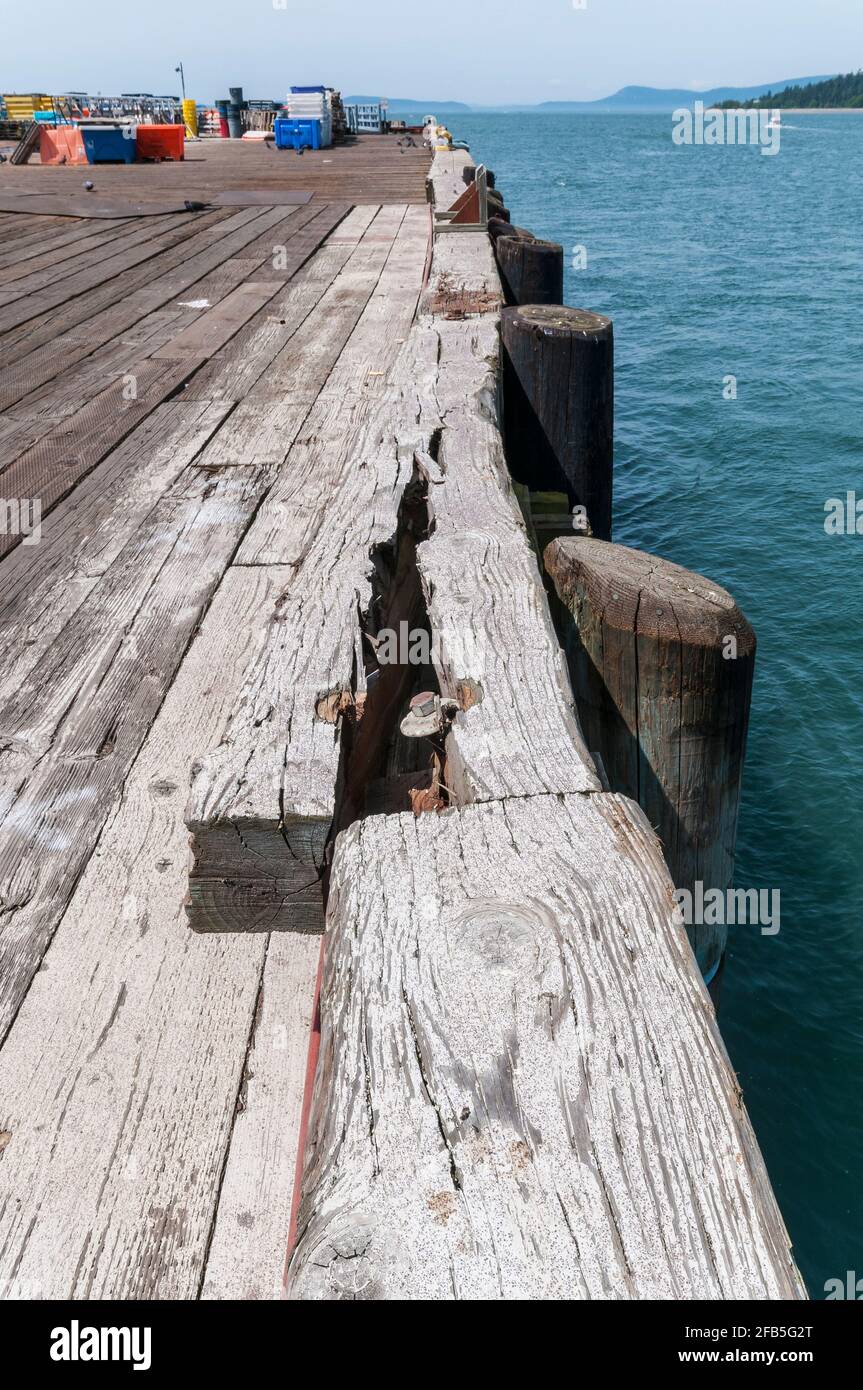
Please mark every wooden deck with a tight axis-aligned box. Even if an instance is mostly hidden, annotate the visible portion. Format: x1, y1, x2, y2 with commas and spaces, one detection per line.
0, 132, 431, 207
0, 136, 431, 1300
0, 138, 803, 1302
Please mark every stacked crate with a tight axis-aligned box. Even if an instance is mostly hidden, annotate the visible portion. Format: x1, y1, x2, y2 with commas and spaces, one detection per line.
286, 87, 333, 147
329, 91, 349, 143
2, 93, 54, 122
345, 102, 387, 134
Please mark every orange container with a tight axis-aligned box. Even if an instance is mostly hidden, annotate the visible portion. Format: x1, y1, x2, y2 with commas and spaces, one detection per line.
39, 125, 89, 166
135, 124, 185, 161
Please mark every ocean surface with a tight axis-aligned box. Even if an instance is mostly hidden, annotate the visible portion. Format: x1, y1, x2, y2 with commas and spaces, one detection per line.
428, 110, 862, 1297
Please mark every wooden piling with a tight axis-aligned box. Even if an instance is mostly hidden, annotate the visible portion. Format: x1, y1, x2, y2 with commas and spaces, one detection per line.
496, 234, 564, 306
488, 215, 530, 241
545, 536, 756, 983
463, 165, 495, 188
502, 305, 614, 540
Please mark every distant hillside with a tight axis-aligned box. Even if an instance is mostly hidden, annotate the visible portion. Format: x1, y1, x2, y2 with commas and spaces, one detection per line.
343, 77, 841, 115
344, 96, 470, 113
716, 70, 863, 109
535, 77, 837, 112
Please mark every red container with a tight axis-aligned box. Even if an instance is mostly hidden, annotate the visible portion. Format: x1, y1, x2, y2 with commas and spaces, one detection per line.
135, 124, 185, 161
219, 116, 230, 138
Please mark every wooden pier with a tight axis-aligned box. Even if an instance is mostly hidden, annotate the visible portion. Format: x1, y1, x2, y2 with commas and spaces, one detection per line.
0, 135, 804, 1299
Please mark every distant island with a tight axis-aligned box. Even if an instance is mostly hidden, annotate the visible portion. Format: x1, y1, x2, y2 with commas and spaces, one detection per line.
715, 69, 863, 110
345, 76, 838, 114
344, 96, 471, 113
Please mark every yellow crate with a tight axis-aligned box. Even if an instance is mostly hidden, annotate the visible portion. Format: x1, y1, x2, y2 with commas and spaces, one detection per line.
2, 94, 54, 120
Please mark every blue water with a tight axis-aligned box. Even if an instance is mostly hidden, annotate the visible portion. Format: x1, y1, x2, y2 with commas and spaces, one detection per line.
436, 111, 863, 1297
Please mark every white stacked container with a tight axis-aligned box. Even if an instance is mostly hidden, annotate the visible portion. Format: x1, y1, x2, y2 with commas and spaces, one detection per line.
286, 88, 333, 147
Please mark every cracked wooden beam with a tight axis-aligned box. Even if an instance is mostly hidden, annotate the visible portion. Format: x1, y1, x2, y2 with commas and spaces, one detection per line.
286, 794, 805, 1301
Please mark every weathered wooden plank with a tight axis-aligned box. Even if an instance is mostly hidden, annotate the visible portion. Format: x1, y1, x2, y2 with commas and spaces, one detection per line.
0, 459, 289, 1037
391, 225, 600, 804
0, 357, 201, 551
287, 794, 806, 1301
0, 213, 184, 305
0, 210, 236, 334
0, 214, 349, 551
0, 567, 289, 1299
428, 147, 476, 210
0, 205, 343, 425
0, 210, 239, 383
245, 205, 411, 403
0, 217, 115, 268
0, 207, 249, 370
0, 217, 134, 282
186, 198, 600, 935
0, 213, 423, 1034
0, 206, 333, 413
201, 929, 321, 1300
181, 208, 380, 404
0, 401, 231, 699
185, 206, 432, 933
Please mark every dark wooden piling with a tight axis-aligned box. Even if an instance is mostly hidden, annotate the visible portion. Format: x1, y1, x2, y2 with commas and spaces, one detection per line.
463, 165, 496, 188
502, 305, 614, 540
545, 536, 756, 984
496, 235, 564, 306
488, 216, 529, 241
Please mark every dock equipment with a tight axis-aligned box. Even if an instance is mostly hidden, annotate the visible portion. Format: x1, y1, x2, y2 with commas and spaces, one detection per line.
345, 102, 387, 134
135, 124, 185, 161
79, 125, 138, 164
274, 118, 325, 151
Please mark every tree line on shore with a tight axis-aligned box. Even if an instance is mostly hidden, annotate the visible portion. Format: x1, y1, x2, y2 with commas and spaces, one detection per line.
717, 70, 863, 109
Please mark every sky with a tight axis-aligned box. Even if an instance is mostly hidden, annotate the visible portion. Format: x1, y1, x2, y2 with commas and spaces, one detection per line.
2, 0, 861, 106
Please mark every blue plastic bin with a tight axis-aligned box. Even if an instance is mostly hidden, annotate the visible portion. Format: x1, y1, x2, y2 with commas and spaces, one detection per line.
81, 126, 136, 163
274, 117, 323, 150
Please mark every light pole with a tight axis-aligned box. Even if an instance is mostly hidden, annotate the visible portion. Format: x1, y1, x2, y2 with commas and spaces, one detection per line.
175, 63, 186, 100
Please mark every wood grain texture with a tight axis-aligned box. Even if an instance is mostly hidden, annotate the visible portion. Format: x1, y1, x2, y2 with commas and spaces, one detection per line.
0, 209, 410, 1034
428, 148, 476, 211
495, 236, 564, 307
186, 206, 432, 933
201, 930, 321, 1301
410, 225, 600, 802
287, 795, 805, 1301
0, 209, 347, 554
0, 138, 796, 1304
502, 305, 614, 541
0, 133, 431, 208
0, 207, 257, 375
0, 567, 277, 1299
545, 537, 757, 979
186, 164, 598, 937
